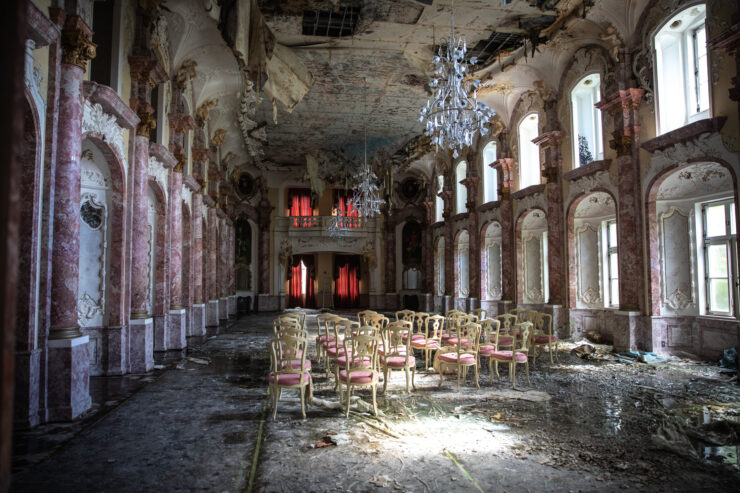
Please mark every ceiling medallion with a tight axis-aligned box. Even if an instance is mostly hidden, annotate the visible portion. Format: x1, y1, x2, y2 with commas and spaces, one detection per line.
419, 0, 495, 158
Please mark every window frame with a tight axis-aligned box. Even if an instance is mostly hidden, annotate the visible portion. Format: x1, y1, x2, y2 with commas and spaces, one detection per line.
455, 161, 468, 215
604, 219, 619, 308
518, 113, 541, 190
482, 141, 498, 203
435, 175, 444, 223
570, 73, 604, 168
701, 199, 738, 316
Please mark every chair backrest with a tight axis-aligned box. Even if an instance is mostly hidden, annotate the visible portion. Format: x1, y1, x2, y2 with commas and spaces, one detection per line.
447, 312, 467, 331
316, 312, 332, 336
275, 325, 308, 340
480, 318, 501, 344
455, 322, 481, 355
514, 322, 532, 353
364, 313, 390, 332
357, 309, 377, 326
471, 308, 487, 321
273, 316, 300, 336
384, 320, 413, 358
395, 309, 415, 322
411, 312, 428, 335
495, 313, 518, 331
332, 317, 352, 342
509, 307, 527, 324
344, 333, 380, 373
270, 334, 308, 375
425, 314, 445, 340
534, 312, 552, 337
445, 308, 463, 318
278, 311, 305, 330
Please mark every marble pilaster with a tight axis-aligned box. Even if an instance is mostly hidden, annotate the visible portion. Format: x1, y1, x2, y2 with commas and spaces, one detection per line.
129, 318, 153, 372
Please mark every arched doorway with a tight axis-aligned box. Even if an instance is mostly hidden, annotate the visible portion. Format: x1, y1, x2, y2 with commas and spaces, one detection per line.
481, 221, 503, 312
454, 229, 470, 310
517, 209, 548, 305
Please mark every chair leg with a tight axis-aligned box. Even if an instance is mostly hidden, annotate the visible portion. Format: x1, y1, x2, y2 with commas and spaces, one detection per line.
456, 366, 461, 391
549, 341, 554, 364
474, 363, 479, 390
438, 363, 444, 387
525, 361, 530, 386
495, 361, 499, 377
273, 386, 281, 419
372, 384, 378, 417
334, 364, 339, 391
345, 386, 352, 417
511, 362, 517, 389
411, 366, 416, 390
488, 359, 494, 384
300, 386, 306, 419
383, 366, 389, 394
404, 367, 410, 393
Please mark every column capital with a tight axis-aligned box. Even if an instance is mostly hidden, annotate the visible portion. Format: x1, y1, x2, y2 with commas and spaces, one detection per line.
60, 16, 96, 70
136, 111, 156, 137
168, 112, 195, 134
129, 55, 168, 87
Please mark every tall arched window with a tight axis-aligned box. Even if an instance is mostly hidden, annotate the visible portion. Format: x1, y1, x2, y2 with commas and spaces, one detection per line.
655, 4, 709, 135
455, 161, 467, 214
571, 74, 603, 167
482, 141, 497, 203
435, 175, 444, 223
518, 114, 540, 189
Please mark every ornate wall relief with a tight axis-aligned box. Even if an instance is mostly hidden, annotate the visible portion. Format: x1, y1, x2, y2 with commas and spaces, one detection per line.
148, 155, 169, 200
146, 187, 158, 316
483, 222, 503, 301
575, 223, 602, 308
523, 233, 544, 304
82, 99, 127, 169
659, 207, 696, 312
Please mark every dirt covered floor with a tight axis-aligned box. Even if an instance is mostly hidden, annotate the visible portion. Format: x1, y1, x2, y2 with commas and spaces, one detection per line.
10, 311, 740, 492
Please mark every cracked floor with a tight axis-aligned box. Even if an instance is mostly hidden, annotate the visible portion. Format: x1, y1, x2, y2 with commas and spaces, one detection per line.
10, 312, 740, 492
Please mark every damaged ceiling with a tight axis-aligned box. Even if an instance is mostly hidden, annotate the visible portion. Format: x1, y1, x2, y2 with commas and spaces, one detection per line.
167, 0, 647, 173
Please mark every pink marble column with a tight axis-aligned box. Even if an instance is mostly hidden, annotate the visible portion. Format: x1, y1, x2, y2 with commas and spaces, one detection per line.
495, 158, 515, 304
218, 215, 228, 320
462, 176, 480, 303
191, 192, 205, 335
257, 198, 274, 311
130, 145, 152, 314
227, 223, 237, 316
167, 167, 186, 348
206, 207, 219, 326
47, 14, 96, 420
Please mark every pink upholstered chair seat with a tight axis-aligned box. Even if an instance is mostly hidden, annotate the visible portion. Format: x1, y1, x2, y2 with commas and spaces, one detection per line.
402, 332, 425, 341
489, 350, 528, 362
478, 345, 497, 355
383, 355, 416, 367
446, 337, 472, 349
317, 334, 336, 343
534, 335, 558, 343
438, 352, 476, 364
490, 336, 514, 346
378, 346, 407, 356
269, 372, 310, 385
338, 369, 378, 384
279, 359, 312, 371
327, 346, 348, 357
411, 339, 440, 349
336, 355, 371, 367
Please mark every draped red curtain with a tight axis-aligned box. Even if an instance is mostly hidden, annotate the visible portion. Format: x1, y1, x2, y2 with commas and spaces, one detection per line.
334, 255, 360, 308
288, 189, 312, 227
287, 255, 315, 308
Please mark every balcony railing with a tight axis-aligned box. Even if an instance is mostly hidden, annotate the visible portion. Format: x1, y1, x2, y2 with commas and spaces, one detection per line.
277, 215, 376, 235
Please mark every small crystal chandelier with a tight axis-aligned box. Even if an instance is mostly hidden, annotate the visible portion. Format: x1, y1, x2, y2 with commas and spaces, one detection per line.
419, 0, 495, 158
327, 215, 348, 239
350, 79, 385, 218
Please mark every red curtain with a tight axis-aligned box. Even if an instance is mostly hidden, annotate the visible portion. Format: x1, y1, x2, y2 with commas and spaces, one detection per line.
288, 189, 312, 227
334, 255, 360, 308
335, 190, 359, 228
287, 255, 315, 308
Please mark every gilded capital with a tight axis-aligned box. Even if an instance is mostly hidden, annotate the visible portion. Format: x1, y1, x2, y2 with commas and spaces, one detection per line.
174, 152, 187, 173
136, 111, 157, 137
61, 27, 96, 70
211, 128, 227, 147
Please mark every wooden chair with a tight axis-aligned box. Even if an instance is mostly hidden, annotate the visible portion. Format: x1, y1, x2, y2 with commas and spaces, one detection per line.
395, 309, 415, 323
437, 322, 481, 391
278, 311, 306, 330
315, 312, 334, 366
411, 314, 444, 369
269, 334, 311, 419
494, 313, 518, 348
324, 316, 348, 378
487, 322, 532, 388
509, 308, 528, 324
334, 323, 377, 390
478, 318, 505, 384
357, 309, 377, 326
470, 308, 487, 321
531, 312, 559, 364
405, 312, 428, 343
381, 321, 416, 393
363, 313, 390, 332
337, 332, 381, 417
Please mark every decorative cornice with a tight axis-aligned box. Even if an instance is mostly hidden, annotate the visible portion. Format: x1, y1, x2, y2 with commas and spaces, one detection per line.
149, 142, 177, 169
595, 89, 644, 117
168, 112, 195, 134
562, 159, 611, 182
452, 212, 469, 222
477, 201, 501, 213
511, 184, 546, 200
61, 16, 96, 70
27, 2, 60, 47
183, 175, 201, 192
532, 130, 565, 149
641, 117, 727, 153
128, 55, 168, 86
83, 81, 139, 129
203, 195, 216, 207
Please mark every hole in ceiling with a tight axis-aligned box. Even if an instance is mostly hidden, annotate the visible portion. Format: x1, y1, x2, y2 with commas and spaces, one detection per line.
302, 7, 359, 37
469, 32, 525, 66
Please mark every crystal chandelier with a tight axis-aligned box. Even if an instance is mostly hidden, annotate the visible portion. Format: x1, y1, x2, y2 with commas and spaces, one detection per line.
419, 0, 495, 158
327, 215, 348, 239
350, 79, 385, 218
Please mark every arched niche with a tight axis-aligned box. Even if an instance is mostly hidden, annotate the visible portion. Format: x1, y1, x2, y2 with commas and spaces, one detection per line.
567, 191, 617, 310
516, 209, 548, 305
434, 236, 445, 297
401, 220, 422, 290
235, 215, 258, 294
454, 229, 470, 304
481, 221, 503, 302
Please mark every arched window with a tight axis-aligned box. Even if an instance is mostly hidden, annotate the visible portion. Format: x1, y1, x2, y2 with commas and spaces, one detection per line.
435, 175, 444, 223
455, 161, 467, 214
571, 74, 603, 167
482, 141, 498, 203
655, 4, 709, 135
518, 114, 540, 189
435, 237, 445, 296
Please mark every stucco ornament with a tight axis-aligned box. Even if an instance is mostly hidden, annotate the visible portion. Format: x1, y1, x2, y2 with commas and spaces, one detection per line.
82, 100, 126, 162
148, 156, 169, 200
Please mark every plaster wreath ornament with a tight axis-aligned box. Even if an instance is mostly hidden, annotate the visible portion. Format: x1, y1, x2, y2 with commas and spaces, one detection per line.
419, 0, 495, 158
